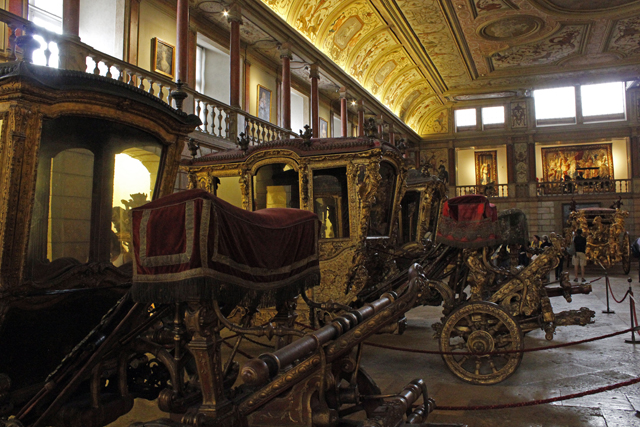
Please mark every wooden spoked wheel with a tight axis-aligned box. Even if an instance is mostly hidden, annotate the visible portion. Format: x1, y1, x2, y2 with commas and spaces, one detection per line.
439, 301, 524, 385
622, 232, 631, 275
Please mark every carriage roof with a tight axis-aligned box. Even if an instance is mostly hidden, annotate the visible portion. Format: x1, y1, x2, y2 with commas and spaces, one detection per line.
185, 137, 402, 166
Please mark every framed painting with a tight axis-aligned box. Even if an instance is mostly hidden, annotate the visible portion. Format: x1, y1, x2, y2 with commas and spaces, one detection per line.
319, 117, 328, 138
475, 150, 497, 186
257, 85, 272, 122
542, 144, 613, 182
152, 38, 175, 78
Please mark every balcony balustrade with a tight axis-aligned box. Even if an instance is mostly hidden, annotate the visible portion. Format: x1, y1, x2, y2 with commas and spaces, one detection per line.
0, 9, 295, 148
455, 184, 509, 198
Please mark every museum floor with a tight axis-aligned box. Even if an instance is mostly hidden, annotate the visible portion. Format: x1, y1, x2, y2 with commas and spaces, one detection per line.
109, 267, 640, 427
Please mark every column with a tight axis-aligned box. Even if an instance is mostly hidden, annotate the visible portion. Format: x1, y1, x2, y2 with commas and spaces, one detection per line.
310, 64, 320, 138
340, 87, 348, 137
276, 75, 282, 127
187, 24, 197, 88
448, 147, 456, 187
377, 114, 384, 137
228, 4, 242, 107
358, 100, 365, 137
388, 122, 395, 146
8, 0, 24, 16
62, 0, 80, 36
176, 0, 189, 84
631, 133, 640, 179
126, 0, 141, 65
506, 142, 515, 183
528, 139, 536, 182
244, 60, 252, 113
281, 45, 292, 130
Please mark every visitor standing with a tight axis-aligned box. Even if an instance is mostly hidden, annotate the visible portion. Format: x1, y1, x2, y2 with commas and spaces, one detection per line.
573, 229, 587, 282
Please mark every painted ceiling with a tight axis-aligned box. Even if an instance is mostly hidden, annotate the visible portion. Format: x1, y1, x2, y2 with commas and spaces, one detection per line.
202, 0, 640, 136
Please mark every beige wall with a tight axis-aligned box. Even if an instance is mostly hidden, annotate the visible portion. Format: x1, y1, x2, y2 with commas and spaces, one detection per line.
249, 66, 277, 124
217, 176, 243, 208
138, 0, 176, 73
456, 146, 508, 186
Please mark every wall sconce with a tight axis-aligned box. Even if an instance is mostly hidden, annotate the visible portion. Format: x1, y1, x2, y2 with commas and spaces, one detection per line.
222, 9, 229, 16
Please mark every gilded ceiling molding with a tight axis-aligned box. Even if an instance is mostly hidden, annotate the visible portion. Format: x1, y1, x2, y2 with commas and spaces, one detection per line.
477, 15, 545, 42
314, 0, 366, 47
289, 0, 345, 42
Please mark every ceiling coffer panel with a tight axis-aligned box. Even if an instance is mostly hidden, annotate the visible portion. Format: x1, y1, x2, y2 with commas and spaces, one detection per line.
396, 0, 472, 88
318, 1, 383, 67
290, 0, 345, 43
489, 23, 588, 69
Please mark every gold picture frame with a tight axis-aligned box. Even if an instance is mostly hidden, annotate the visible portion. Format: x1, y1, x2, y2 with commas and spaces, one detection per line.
257, 85, 272, 122
475, 150, 497, 186
319, 117, 328, 138
152, 38, 175, 78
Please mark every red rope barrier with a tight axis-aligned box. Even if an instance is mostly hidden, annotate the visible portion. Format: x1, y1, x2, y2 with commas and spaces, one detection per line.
364, 328, 634, 356
607, 276, 630, 304
435, 376, 640, 411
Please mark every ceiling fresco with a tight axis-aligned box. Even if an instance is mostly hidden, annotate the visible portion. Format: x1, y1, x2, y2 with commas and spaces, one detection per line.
195, 0, 640, 136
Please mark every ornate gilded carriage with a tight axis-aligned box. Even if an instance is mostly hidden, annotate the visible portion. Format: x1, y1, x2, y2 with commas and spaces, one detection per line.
565, 207, 631, 274
0, 62, 200, 423
184, 137, 447, 320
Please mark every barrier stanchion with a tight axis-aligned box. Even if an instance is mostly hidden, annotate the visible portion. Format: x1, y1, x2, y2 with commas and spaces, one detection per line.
625, 277, 637, 344
603, 271, 615, 314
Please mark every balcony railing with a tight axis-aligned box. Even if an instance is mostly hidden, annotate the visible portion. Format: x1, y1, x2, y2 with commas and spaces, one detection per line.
0, 9, 295, 147
536, 179, 631, 196
189, 90, 296, 145
456, 184, 509, 198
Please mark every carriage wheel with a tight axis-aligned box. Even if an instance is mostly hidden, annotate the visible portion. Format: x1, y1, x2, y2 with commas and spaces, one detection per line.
622, 232, 631, 275
439, 301, 524, 385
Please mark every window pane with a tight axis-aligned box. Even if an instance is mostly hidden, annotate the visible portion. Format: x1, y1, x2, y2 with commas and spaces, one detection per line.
533, 86, 576, 120
455, 108, 476, 127
482, 106, 504, 125
48, 149, 94, 263
581, 82, 625, 117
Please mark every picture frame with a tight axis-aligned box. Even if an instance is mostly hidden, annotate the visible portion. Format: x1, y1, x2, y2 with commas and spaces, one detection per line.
319, 117, 328, 138
257, 85, 272, 122
475, 150, 497, 186
541, 144, 613, 182
152, 38, 175, 78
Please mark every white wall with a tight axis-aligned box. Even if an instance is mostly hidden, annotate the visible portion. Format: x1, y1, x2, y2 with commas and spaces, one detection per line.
291, 88, 309, 134
198, 33, 231, 104
80, 0, 123, 59
332, 115, 342, 137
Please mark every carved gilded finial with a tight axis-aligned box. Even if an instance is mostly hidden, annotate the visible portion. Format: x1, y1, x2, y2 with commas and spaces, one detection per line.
299, 124, 312, 146
237, 132, 250, 153
187, 138, 200, 159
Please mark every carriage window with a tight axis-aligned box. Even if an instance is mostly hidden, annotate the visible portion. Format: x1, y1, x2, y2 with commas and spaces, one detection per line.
111, 146, 161, 266
217, 176, 243, 208
400, 191, 420, 244
313, 167, 350, 239
253, 163, 299, 210
369, 163, 397, 237
46, 149, 94, 262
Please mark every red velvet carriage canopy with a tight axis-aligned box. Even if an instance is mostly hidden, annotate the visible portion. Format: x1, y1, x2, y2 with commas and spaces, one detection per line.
436, 195, 501, 249
130, 189, 320, 306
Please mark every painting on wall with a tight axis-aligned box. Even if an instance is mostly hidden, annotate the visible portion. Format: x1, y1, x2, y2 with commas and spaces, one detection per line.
475, 151, 498, 186
541, 144, 613, 182
152, 38, 175, 78
319, 117, 328, 138
257, 85, 272, 122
